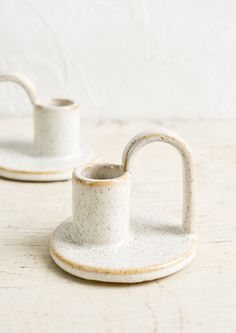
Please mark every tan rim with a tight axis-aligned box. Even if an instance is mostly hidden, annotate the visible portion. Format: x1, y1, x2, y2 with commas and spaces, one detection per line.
49, 239, 196, 276
0, 165, 70, 175
73, 164, 130, 187
73, 173, 130, 187
35, 99, 79, 111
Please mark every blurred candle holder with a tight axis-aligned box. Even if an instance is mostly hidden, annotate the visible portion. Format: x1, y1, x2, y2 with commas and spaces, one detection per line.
0, 73, 93, 181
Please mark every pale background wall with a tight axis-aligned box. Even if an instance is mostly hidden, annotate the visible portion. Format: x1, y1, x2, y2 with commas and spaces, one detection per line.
0, 0, 235, 121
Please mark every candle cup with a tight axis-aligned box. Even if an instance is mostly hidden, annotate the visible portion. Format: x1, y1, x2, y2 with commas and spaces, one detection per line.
72, 164, 131, 245
34, 98, 80, 158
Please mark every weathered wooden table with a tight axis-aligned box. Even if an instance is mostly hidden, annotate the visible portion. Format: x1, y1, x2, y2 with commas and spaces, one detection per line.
0, 119, 235, 333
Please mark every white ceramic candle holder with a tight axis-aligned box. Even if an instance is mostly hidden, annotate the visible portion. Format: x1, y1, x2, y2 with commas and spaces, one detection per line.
0, 73, 93, 181
50, 128, 196, 283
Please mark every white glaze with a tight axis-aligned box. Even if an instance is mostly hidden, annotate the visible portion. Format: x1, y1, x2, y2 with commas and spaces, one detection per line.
122, 128, 195, 234
0, 146, 94, 182
0, 73, 93, 181
72, 164, 130, 245
34, 99, 80, 157
51, 128, 196, 283
50, 212, 196, 283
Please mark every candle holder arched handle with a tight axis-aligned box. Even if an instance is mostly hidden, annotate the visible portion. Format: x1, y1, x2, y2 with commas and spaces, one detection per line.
122, 128, 195, 235
0, 73, 39, 106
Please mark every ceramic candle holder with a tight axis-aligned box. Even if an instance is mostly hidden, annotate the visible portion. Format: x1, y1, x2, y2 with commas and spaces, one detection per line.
50, 128, 196, 283
0, 73, 93, 181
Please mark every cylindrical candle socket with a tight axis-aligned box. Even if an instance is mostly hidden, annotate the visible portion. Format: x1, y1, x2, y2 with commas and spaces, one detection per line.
33, 98, 80, 157
72, 164, 131, 245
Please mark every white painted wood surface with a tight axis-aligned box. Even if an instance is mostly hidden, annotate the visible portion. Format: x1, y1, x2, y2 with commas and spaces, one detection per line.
0, 119, 235, 333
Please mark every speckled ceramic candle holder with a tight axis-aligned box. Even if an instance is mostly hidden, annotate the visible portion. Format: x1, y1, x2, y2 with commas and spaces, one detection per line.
50, 128, 196, 283
0, 73, 93, 181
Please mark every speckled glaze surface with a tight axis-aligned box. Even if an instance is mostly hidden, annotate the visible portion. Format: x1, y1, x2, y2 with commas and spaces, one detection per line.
0, 73, 93, 181
50, 128, 196, 283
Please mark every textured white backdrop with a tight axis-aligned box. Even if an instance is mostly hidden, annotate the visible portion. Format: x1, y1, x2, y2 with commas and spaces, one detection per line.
0, 0, 235, 120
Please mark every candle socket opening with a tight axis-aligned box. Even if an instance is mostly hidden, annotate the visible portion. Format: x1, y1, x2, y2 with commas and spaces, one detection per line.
49, 98, 74, 107
81, 164, 124, 180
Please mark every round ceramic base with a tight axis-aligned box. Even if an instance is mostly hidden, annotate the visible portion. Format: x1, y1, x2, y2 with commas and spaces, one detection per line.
0, 139, 94, 181
50, 210, 196, 283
